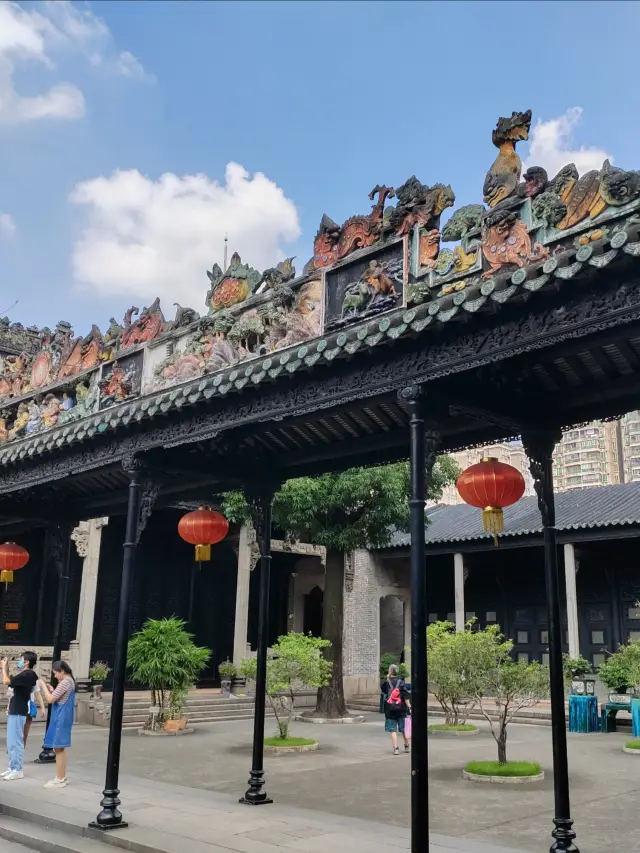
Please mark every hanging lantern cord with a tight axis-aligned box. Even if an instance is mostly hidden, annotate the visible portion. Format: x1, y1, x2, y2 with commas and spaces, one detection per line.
482, 506, 504, 547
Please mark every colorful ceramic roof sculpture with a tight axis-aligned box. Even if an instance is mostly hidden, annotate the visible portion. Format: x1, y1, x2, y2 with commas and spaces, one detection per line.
0, 109, 639, 479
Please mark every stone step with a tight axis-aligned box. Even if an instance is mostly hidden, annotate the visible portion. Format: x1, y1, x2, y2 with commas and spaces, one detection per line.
120, 696, 255, 708
121, 700, 261, 712
122, 709, 275, 729
0, 814, 107, 853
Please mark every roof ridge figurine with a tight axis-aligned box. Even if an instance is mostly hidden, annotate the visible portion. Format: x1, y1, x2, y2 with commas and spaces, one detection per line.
483, 110, 532, 209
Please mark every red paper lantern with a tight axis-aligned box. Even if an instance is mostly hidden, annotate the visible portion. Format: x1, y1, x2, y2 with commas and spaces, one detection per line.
456, 457, 525, 545
0, 542, 29, 586
178, 507, 229, 562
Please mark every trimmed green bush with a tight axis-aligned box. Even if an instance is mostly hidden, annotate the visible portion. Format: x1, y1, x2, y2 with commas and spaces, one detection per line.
465, 760, 541, 777
625, 740, 640, 750
429, 723, 476, 732
264, 737, 316, 747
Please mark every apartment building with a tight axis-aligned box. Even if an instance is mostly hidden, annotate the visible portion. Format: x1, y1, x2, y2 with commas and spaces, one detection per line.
553, 421, 623, 491
621, 411, 640, 484
438, 414, 640, 503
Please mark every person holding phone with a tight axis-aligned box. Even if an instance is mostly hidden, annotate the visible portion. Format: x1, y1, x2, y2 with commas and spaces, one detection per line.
38, 661, 76, 789
1, 651, 38, 780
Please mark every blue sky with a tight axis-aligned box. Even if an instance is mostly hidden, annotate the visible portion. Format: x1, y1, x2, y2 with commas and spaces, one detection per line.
0, 0, 638, 333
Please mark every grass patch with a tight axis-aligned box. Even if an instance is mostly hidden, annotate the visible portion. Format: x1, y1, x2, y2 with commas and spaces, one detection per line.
429, 723, 477, 732
625, 740, 640, 750
465, 760, 541, 777
264, 737, 316, 747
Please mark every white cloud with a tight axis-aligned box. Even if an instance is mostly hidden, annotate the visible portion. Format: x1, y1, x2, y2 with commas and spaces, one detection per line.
114, 50, 151, 81
70, 162, 302, 310
0, 212, 16, 237
0, 0, 150, 124
523, 107, 613, 178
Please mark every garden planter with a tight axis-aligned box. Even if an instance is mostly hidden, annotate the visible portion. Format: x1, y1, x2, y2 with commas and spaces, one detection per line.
164, 717, 188, 733
429, 725, 479, 737
608, 690, 631, 705
463, 768, 545, 784
264, 741, 319, 754
75, 678, 92, 694
91, 682, 104, 700
570, 674, 596, 696
220, 678, 232, 697
231, 675, 246, 694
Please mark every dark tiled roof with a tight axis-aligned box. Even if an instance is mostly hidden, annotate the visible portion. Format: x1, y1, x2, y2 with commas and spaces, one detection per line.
0, 225, 639, 468
387, 482, 640, 548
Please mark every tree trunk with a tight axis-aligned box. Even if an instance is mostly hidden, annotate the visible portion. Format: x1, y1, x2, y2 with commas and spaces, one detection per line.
315, 548, 347, 718
497, 727, 507, 765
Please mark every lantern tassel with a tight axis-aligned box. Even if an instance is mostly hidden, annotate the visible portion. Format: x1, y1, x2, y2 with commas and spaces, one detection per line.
482, 506, 504, 547
0, 570, 13, 586
195, 544, 211, 562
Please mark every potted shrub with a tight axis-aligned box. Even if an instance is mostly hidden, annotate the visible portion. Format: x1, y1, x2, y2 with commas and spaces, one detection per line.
562, 655, 595, 696
218, 659, 236, 697
127, 617, 210, 732
88, 660, 111, 700
598, 651, 631, 703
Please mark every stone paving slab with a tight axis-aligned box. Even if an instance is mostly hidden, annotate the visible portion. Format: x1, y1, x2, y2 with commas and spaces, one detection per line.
0, 766, 527, 853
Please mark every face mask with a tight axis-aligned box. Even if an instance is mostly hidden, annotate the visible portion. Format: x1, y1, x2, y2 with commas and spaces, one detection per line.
17, 660, 24, 670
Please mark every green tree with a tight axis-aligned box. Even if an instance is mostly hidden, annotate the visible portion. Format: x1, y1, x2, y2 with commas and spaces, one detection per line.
466, 625, 549, 764
427, 620, 480, 726
127, 617, 211, 730
222, 456, 459, 718
241, 632, 332, 739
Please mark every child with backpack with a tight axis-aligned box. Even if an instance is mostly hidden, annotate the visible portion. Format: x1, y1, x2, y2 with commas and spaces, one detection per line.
381, 663, 411, 755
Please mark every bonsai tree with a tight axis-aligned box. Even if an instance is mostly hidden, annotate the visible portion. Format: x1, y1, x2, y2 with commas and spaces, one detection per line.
426, 620, 479, 727
621, 640, 640, 689
218, 659, 237, 681
241, 632, 332, 740
127, 617, 211, 729
88, 661, 111, 683
598, 653, 629, 692
468, 625, 549, 764
223, 456, 458, 719
598, 640, 640, 692
562, 654, 592, 686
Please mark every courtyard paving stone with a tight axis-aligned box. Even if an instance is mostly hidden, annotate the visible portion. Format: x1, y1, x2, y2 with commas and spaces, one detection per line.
0, 713, 636, 852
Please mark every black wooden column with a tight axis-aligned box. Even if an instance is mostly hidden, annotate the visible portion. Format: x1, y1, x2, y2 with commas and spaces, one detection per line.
522, 430, 579, 853
36, 522, 75, 764
91, 457, 159, 830
399, 385, 440, 853
240, 481, 277, 806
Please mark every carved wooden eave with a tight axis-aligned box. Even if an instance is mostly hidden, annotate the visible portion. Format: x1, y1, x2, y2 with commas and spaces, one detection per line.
0, 217, 638, 473
1, 111, 640, 526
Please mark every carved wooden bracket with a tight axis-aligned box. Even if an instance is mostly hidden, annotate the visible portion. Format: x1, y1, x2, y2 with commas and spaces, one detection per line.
71, 517, 109, 559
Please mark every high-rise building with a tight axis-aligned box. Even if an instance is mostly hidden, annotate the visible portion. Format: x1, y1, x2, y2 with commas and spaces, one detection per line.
553, 421, 623, 491
437, 414, 640, 502
621, 411, 640, 483
438, 441, 535, 506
